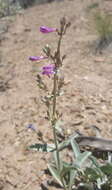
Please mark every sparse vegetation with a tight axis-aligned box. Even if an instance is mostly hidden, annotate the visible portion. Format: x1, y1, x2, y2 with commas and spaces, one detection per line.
87, 2, 99, 11
0, 0, 21, 17
0, 0, 58, 17
94, 11, 112, 52
0, 0, 112, 190
0, 0, 10, 17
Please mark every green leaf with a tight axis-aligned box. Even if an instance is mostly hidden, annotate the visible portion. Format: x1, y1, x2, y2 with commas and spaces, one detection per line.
29, 138, 71, 153
59, 162, 76, 188
47, 164, 63, 187
60, 166, 70, 180
90, 156, 100, 168
28, 143, 55, 152
58, 139, 71, 151
53, 151, 59, 169
85, 167, 101, 181
71, 138, 80, 158
54, 130, 79, 151
28, 138, 70, 153
75, 151, 92, 168
90, 156, 104, 178
53, 151, 63, 170
60, 162, 74, 178
69, 169, 77, 190
100, 163, 112, 175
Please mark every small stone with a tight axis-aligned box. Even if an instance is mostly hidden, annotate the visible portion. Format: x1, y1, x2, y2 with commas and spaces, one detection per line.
94, 57, 105, 62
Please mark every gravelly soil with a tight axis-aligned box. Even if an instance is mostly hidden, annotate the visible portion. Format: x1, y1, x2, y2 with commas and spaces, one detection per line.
0, 0, 112, 189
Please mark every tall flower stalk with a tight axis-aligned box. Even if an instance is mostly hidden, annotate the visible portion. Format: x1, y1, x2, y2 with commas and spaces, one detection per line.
46, 18, 70, 171
29, 17, 71, 189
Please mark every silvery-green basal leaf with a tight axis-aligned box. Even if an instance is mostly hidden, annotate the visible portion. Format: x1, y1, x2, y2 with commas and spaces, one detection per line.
28, 143, 55, 152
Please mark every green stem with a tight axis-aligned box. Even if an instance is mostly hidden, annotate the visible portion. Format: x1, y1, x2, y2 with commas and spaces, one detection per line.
52, 33, 63, 171
56, 35, 63, 67
52, 72, 60, 170
52, 73, 57, 117
57, 35, 62, 53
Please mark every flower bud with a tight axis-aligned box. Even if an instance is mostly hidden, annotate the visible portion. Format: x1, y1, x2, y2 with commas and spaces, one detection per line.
29, 56, 47, 61
42, 64, 55, 77
40, 26, 57, 33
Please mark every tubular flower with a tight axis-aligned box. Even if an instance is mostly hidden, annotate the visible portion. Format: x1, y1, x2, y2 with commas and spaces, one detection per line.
42, 64, 55, 77
29, 56, 47, 61
40, 26, 57, 33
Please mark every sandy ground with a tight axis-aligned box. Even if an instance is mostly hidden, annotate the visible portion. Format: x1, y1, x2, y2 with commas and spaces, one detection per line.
0, 0, 112, 189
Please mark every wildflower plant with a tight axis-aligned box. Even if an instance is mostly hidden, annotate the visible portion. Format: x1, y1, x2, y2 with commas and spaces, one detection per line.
29, 18, 112, 190
29, 17, 71, 175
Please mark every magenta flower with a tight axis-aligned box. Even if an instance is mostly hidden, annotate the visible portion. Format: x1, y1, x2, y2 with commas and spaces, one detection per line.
40, 26, 57, 33
42, 64, 55, 77
29, 56, 47, 61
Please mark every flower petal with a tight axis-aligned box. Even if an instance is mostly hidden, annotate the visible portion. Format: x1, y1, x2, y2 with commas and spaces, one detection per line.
27, 124, 36, 131
29, 56, 47, 61
40, 26, 57, 33
42, 64, 55, 77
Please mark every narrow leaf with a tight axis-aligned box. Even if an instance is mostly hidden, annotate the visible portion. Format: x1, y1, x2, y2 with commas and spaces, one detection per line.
53, 151, 63, 170
76, 151, 92, 168
47, 164, 63, 187
69, 169, 77, 190
90, 156, 104, 177
71, 138, 80, 158
28, 143, 55, 152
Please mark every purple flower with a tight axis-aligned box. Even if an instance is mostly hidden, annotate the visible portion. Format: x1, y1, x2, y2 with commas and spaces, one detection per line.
42, 64, 55, 77
29, 56, 47, 61
27, 124, 36, 131
40, 26, 57, 33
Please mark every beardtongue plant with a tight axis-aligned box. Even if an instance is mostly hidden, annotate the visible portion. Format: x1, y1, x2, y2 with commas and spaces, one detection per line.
29, 18, 112, 190
29, 18, 71, 175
